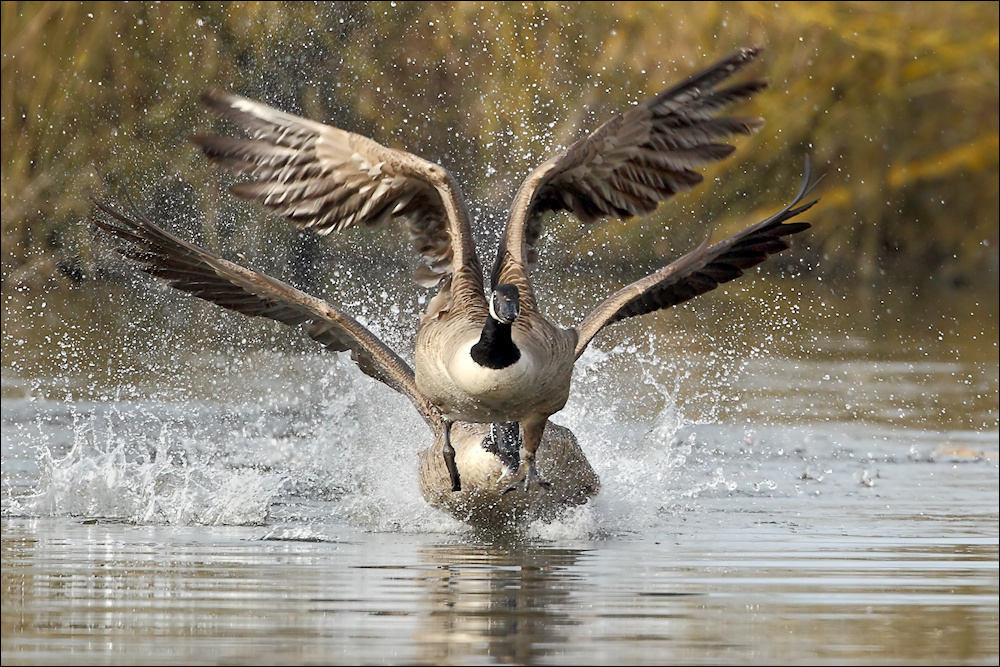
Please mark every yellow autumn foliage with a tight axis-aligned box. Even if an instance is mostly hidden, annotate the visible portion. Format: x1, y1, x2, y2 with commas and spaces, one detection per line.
2, 1, 997, 291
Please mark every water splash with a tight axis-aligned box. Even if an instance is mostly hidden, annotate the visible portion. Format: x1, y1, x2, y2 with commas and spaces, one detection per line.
18, 410, 283, 525
6, 333, 991, 539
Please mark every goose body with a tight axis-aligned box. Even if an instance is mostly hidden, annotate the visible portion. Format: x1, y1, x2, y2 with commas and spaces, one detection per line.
89, 191, 598, 527
190, 45, 821, 493
419, 421, 599, 527
417, 302, 576, 424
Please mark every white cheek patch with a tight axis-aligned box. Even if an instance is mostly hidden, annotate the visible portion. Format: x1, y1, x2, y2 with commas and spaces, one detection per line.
489, 294, 499, 321
488, 292, 518, 323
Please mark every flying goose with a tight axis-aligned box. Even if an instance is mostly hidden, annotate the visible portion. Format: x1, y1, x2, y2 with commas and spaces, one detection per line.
191, 46, 820, 493
89, 187, 600, 527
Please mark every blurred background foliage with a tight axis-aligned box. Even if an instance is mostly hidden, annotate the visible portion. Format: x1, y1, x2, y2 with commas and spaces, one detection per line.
2, 0, 998, 298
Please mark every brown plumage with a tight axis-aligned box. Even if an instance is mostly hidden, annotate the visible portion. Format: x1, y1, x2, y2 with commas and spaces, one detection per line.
190, 45, 820, 493
89, 189, 598, 526
418, 421, 599, 528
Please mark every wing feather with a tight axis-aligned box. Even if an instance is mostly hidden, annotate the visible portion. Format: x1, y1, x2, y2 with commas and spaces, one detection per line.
193, 90, 477, 288
90, 181, 441, 428
494, 46, 767, 288
574, 157, 822, 359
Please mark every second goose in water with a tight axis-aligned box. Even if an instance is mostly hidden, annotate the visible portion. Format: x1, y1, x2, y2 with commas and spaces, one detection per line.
89, 187, 600, 527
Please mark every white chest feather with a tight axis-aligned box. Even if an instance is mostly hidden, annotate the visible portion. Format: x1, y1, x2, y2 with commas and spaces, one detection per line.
446, 339, 537, 400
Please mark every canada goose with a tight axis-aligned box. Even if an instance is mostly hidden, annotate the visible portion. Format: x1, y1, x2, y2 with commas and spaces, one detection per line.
89, 187, 600, 526
418, 420, 598, 527
192, 46, 820, 493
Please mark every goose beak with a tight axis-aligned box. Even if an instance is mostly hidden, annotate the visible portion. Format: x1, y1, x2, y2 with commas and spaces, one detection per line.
490, 284, 520, 324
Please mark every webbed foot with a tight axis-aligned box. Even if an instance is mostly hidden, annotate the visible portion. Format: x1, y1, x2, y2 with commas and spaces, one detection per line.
501, 461, 552, 494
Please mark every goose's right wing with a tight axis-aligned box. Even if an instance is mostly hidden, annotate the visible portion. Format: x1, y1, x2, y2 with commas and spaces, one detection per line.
495, 46, 767, 289
574, 158, 821, 360
192, 90, 481, 289
90, 186, 442, 430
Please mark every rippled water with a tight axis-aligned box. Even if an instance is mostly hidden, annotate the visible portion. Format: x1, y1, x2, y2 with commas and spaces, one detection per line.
2, 280, 998, 664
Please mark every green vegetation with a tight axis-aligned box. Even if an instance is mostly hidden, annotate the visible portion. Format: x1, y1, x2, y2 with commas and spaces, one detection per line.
3, 1, 997, 293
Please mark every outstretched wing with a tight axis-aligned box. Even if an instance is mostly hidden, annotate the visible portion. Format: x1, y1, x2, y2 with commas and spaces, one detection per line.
494, 45, 767, 289
192, 90, 480, 289
573, 157, 822, 360
90, 181, 442, 429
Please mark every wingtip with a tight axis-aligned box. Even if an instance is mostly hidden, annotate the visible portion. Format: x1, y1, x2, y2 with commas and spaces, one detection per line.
725, 45, 763, 66
199, 89, 243, 114
745, 116, 766, 133
200, 88, 226, 106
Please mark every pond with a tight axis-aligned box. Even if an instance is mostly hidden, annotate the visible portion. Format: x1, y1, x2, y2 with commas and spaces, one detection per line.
2, 271, 997, 665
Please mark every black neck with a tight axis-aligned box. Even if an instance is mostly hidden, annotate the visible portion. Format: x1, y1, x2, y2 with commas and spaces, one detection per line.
470, 317, 520, 369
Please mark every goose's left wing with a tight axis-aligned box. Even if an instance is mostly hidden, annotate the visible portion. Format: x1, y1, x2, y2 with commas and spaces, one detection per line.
494, 46, 767, 288
573, 158, 821, 360
192, 90, 481, 289
90, 185, 441, 429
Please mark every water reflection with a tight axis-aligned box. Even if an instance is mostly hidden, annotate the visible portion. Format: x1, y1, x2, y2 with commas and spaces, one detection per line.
413, 543, 589, 664
4, 515, 996, 665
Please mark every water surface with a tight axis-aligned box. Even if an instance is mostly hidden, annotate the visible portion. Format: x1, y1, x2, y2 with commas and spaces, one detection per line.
2, 279, 997, 665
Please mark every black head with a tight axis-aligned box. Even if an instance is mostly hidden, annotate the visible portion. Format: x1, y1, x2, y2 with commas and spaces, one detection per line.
489, 284, 520, 324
